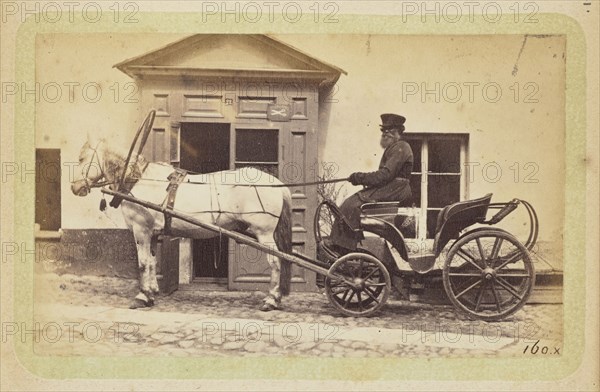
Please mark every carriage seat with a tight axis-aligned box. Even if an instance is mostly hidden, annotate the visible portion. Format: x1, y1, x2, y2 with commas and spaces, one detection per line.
360, 201, 417, 238
434, 193, 493, 235
431, 193, 493, 256
360, 201, 401, 216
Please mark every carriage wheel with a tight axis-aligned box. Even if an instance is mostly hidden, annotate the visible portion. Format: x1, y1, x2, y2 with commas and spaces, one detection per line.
443, 229, 535, 321
325, 253, 391, 317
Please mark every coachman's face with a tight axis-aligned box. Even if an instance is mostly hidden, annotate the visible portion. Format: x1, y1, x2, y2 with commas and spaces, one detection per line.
379, 129, 397, 148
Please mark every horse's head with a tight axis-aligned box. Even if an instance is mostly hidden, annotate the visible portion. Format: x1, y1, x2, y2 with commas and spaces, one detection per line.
71, 134, 108, 197
71, 133, 149, 197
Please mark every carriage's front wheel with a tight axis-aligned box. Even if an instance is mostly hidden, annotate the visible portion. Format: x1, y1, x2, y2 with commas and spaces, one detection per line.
443, 229, 535, 321
325, 253, 391, 317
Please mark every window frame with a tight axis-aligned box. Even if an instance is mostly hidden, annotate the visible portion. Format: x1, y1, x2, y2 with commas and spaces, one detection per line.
233, 126, 281, 178
403, 133, 469, 241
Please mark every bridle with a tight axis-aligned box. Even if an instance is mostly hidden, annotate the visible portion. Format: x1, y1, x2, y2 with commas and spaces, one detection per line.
72, 140, 111, 194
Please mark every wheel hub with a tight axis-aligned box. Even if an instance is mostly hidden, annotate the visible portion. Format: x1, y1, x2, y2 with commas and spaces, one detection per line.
482, 267, 496, 281
353, 277, 365, 289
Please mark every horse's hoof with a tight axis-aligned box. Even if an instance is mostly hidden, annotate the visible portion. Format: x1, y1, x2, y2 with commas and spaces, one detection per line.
129, 298, 152, 309
260, 303, 279, 312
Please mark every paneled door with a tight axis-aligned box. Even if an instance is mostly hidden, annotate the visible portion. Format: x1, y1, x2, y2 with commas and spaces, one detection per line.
229, 123, 317, 292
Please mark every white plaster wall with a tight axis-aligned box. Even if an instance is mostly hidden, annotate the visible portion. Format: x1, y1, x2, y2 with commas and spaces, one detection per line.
35, 33, 565, 248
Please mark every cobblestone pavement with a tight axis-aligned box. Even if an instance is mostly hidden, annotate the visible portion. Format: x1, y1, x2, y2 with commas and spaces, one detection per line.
31, 273, 563, 358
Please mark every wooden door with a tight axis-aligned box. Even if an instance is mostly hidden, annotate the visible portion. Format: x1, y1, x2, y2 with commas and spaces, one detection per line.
156, 236, 180, 295
228, 126, 281, 291
228, 92, 318, 292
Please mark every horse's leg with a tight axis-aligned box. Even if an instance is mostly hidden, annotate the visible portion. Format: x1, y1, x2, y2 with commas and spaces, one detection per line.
130, 223, 159, 309
255, 232, 283, 311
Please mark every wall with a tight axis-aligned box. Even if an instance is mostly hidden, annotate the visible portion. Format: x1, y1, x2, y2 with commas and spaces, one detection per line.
35, 33, 566, 255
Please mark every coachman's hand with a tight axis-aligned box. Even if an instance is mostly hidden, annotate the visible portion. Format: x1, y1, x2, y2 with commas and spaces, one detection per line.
348, 173, 362, 186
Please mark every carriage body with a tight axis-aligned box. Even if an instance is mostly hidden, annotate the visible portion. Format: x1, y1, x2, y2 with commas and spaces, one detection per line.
315, 193, 539, 321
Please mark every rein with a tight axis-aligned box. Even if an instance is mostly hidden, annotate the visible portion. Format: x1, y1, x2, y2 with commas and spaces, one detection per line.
136, 175, 349, 188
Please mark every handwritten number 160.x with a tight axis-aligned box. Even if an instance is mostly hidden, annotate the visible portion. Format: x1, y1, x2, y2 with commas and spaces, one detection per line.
523, 340, 560, 355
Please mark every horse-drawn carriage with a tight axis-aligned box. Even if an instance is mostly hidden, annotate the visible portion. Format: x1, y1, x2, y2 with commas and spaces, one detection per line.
72, 110, 538, 321
314, 194, 538, 321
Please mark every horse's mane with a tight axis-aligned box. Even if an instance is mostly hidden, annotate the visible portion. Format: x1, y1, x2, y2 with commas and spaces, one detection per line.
99, 140, 148, 183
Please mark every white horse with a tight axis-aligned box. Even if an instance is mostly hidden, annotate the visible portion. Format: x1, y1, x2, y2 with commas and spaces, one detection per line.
70, 134, 292, 311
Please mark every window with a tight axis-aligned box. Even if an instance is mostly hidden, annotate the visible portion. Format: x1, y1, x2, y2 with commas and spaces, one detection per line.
404, 134, 468, 239
235, 128, 279, 177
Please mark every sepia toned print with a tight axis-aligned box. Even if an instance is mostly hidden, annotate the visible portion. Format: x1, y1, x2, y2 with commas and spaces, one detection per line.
1, 2, 597, 390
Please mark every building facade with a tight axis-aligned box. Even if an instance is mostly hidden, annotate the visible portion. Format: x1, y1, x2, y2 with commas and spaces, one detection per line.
35, 34, 565, 292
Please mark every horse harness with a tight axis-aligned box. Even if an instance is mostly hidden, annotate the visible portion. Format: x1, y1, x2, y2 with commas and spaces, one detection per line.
150, 168, 187, 256
161, 168, 188, 234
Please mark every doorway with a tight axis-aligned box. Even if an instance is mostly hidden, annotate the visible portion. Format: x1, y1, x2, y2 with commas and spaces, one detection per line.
179, 122, 230, 282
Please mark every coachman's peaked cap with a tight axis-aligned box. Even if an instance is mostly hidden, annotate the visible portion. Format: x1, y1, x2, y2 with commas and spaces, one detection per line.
380, 113, 406, 130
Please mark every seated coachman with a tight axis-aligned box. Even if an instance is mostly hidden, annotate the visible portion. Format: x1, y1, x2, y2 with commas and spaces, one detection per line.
330, 113, 414, 251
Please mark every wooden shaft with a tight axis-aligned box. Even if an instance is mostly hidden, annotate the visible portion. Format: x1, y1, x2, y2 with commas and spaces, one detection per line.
101, 188, 339, 279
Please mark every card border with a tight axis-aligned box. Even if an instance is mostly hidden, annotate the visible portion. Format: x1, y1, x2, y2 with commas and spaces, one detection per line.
11, 12, 586, 381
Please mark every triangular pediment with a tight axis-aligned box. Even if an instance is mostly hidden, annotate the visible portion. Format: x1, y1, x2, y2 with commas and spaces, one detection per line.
115, 34, 346, 83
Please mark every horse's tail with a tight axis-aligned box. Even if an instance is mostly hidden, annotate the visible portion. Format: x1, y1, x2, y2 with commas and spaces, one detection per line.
273, 187, 293, 296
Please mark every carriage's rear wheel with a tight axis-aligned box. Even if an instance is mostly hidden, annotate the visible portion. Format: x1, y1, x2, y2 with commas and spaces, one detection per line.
325, 253, 391, 317
443, 229, 535, 321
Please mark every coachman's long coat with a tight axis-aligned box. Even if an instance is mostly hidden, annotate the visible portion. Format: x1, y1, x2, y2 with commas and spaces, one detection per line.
352, 139, 414, 202
330, 139, 414, 250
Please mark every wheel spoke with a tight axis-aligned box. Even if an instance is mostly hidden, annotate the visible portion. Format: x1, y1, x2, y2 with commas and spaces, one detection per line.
448, 272, 482, 277
337, 265, 355, 280
476, 237, 486, 262
340, 288, 351, 303
496, 273, 531, 278
357, 291, 363, 311
474, 281, 486, 312
495, 276, 523, 301
456, 279, 482, 299
494, 251, 524, 271
457, 249, 483, 271
490, 282, 502, 313
489, 237, 504, 266
452, 277, 478, 295
344, 290, 356, 307
363, 288, 380, 304
363, 267, 380, 280
365, 282, 388, 287
365, 286, 379, 297
331, 285, 352, 295
329, 280, 347, 288
457, 247, 477, 262
329, 275, 356, 287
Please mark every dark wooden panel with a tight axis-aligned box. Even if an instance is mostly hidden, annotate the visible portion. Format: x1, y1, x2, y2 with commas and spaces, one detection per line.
157, 236, 179, 295
35, 149, 61, 231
